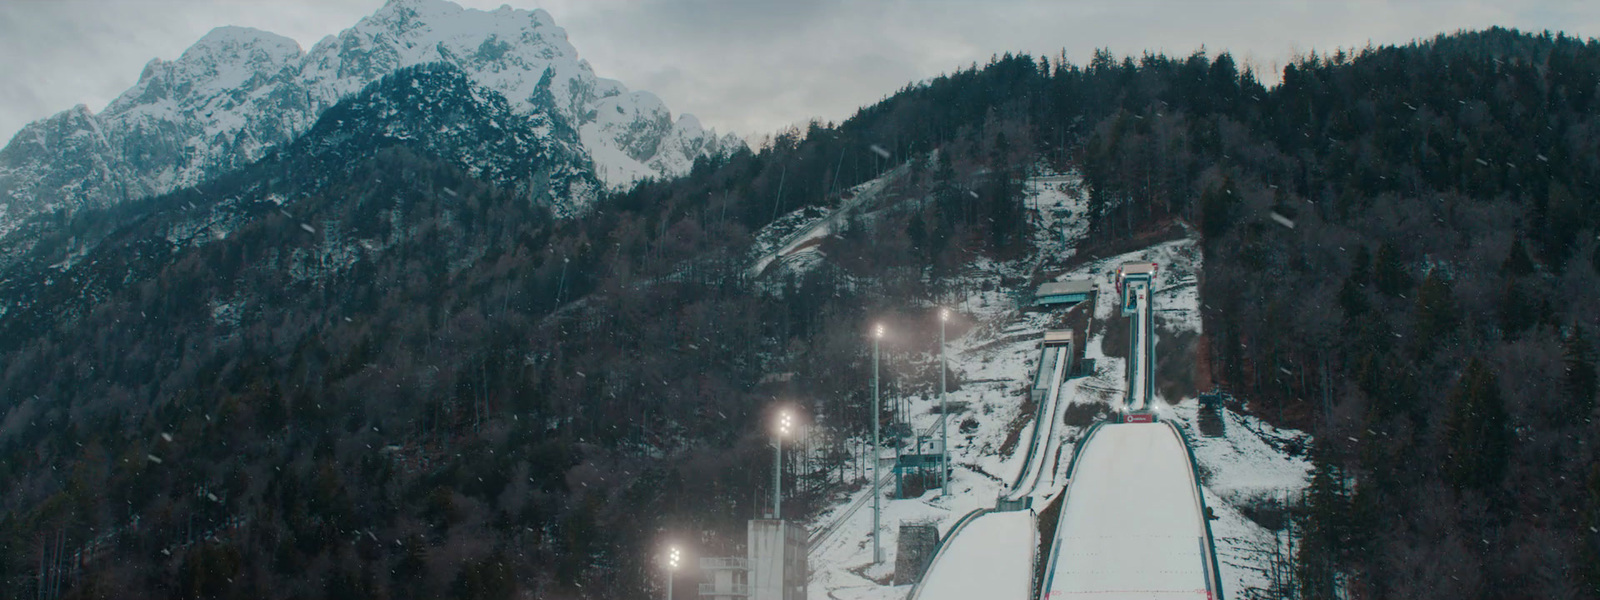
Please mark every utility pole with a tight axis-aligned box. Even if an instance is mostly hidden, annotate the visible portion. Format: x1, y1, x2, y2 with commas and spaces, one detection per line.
872, 323, 884, 564
940, 308, 950, 496
555, 257, 569, 305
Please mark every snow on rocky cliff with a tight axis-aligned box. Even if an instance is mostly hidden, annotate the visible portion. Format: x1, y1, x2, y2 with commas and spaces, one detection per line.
0, 0, 738, 236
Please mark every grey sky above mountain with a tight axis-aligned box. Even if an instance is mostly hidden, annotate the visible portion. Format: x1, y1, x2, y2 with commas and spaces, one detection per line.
2, 0, 1597, 147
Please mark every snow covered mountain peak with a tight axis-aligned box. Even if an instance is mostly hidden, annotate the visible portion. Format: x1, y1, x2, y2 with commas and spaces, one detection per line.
108, 26, 302, 116
183, 25, 302, 64
675, 114, 705, 135
0, 0, 737, 237
301, 0, 599, 128
299, 0, 744, 187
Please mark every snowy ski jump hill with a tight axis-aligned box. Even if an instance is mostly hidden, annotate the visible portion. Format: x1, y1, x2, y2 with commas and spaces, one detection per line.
911, 254, 1222, 600
799, 169, 1309, 600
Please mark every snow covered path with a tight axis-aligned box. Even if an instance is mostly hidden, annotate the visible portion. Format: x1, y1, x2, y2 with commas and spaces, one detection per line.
747, 162, 904, 278
1040, 422, 1216, 599
914, 511, 1036, 600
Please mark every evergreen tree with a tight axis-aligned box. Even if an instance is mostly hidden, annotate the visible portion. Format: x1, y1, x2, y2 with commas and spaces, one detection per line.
1443, 359, 1510, 493
1565, 326, 1597, 417
1373, 242, 1411, 296
1540, 182, 1585, 268
1413, 270, 1459, 353
452, 552, 516, 600
1338, 278, 1368, 323
1582, 462, 1600, 596
932, 152, 960, 224
906, 213, 928, 255
984, 168, 1026, 251
1350, 245, 1372, 286
1502, 236, 1535, 276
1345, 479, 1379, 581
1296, 443, 1348, 600
260, 381, 288, 433
1498, 281, 1539, 340
179, 542, 243, 600
1199, 179, 1237, 240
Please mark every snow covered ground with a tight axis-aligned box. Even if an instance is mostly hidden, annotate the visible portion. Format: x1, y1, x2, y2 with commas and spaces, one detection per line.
915, 511, 1035, 600
1170, 402, 1312, 598
798, 169, 1309, 600
1025, 171, 1091, 269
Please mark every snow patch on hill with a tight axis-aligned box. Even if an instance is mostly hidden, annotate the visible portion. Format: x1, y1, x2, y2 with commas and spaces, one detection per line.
1174, 400, 1313, 598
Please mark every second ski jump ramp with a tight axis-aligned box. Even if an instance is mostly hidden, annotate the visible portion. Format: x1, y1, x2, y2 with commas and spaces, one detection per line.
909, 343, 1072, 600
912, 510, 1036, 600
1007, 345, 1070, 500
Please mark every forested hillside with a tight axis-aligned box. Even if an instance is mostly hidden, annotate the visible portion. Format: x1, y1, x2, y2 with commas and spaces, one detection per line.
0, 27, 1597, 599
1072, 29, 1600, 598
621, 28, 1600, 596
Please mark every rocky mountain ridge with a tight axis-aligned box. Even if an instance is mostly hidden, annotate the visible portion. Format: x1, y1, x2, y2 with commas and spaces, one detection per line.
0, 0, 739, 238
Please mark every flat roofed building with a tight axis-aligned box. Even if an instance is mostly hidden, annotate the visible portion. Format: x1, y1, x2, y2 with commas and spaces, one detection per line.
1034, 278, 1094, 307
1042, 329, 1074, 347
700, 557, 749, 600
1032, 329, 1076, 404
748, 520, 806, 600
1119, 262, 1156, 276
1116, 262, 1157, 298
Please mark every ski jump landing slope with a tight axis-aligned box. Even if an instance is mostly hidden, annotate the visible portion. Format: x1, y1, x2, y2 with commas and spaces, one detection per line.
913, 510, 1036, 600
1040, 422, 1222, 599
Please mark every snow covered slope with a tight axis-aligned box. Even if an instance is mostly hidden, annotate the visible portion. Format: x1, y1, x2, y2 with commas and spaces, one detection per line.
801, 170, 1309, 598
915, 511, 1036, 600
804, 169, 1097, 600
1172, 401, 1312, 597
0, 0, 739, 237
1041, 422, 1215, 599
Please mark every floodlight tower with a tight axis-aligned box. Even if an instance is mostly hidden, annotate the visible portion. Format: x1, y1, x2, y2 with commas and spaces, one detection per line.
664, 545, 680, 600
939, 308, 950, 495
773, 410, 792, 519
872, 323, 885, 563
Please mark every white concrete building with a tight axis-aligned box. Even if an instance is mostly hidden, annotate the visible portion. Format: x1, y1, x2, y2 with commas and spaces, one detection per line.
746, 520, 806, 600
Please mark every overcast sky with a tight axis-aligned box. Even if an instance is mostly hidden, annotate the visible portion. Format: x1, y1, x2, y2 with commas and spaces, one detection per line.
2, 0, 1598, 146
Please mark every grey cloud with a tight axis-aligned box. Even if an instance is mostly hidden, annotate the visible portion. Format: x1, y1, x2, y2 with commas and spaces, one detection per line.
3, 0, 1599, 148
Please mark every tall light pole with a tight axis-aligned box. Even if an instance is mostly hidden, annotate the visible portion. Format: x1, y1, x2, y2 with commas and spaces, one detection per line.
555, 257, 570, 305
940, 308, 950, 496
774, 410, 792, 519
665, 545, 680, 600
872, 323, 884, 564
